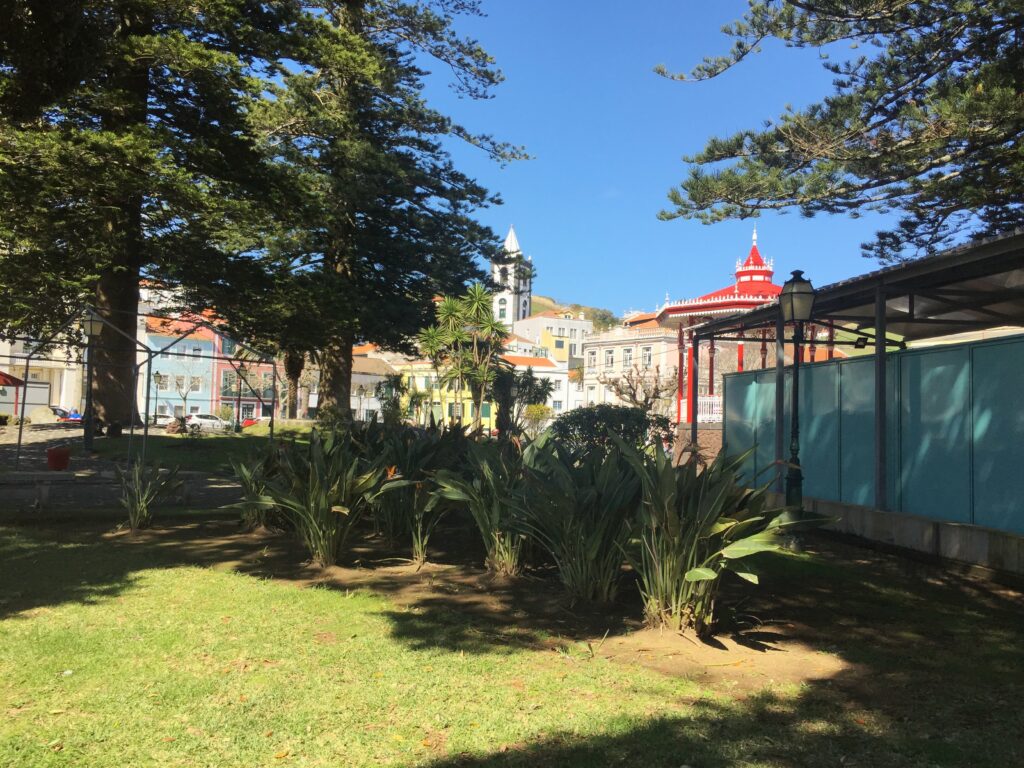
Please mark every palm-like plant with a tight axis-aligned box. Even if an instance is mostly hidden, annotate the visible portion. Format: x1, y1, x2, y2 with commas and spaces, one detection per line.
116, 463, 182, 531
417, 324, 449, 422
231, 447, 280, 530
522, 436, 640, 602
619, 440, 797, 636
433, 440, 526, 576
374, 427, 468, 567
263, 430, 384, 567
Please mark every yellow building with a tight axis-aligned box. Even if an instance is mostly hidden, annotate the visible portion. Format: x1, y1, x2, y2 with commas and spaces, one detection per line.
372, 354, 497, 431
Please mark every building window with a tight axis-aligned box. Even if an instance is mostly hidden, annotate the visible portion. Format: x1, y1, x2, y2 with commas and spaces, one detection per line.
570, 343, 578, 356
481, 403, 491, 418
570, 328, 577, 339
159, 349, 170, 359
498, 297, 507, 321
499, 266, 508, 285
173, 405, 184, 417
641, 346, 652, 368
555, 339, 564, 349
222, 338, 237, 356
192, 346, 202, 357
604, 349, 614, 370
189, 405, 200, 415
190, 376, 202, 393
155, 374, 169, 392
623, 348, 633, 370
157, 405, 168, 416
552, 379, 562, 391
576, 381, 583, 392
174, 375, 185, 392
552, 400, 563, 411
587, 350, 597, 371
557, 326, 565, 336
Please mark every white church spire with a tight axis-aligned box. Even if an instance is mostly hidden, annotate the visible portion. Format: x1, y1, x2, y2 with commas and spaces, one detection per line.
503, 225, 521, 255
492, 225, 532, 326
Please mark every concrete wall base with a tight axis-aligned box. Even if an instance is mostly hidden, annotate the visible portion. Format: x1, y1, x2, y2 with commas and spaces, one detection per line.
768, 492, 1024, 579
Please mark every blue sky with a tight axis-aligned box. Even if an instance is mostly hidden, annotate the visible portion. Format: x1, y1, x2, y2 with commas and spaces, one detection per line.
422, 0, 896, 315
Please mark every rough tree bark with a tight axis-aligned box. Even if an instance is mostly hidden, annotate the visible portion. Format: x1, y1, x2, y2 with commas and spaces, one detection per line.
283, 349, 305, 419
317, 331, 355, 423
92, 10, 149, 427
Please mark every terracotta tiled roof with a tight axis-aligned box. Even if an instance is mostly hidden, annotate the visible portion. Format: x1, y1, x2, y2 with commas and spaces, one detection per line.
623, 311, 657, 327
506, 333, 536, 344
501, 354, 556, 368
145, 316, 216, 340
353, 343, 378, 356
353, 356, 395, 376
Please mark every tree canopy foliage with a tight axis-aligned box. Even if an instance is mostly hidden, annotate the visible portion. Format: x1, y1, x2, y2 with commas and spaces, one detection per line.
0, 1, 519, 423
660, 1, 1024, 263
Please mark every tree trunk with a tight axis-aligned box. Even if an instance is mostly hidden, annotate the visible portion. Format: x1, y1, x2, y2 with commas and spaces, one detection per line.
283, 349, 305, 419
92, 267, 141, 426
92, 10, 149, 427
317, 331, 355, 423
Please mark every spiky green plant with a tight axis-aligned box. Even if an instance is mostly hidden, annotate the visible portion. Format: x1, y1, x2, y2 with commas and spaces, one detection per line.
115, 463, 182, 531
230, 447, 280, 530
619, 441, 797, 636
521, 435, 640, 602
433, 440, 526, 576
263, 430, 383, 567
374, 426, 468, 566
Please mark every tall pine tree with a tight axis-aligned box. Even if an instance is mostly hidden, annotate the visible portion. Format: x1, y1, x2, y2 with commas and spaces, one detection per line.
0, 1, 303, 423
659, 1, 1024, 262
210, 0, 521, 421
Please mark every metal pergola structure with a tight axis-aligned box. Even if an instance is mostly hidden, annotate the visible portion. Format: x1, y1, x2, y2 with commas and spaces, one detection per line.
3, 308, 282, 469
686, 229, 1024, 509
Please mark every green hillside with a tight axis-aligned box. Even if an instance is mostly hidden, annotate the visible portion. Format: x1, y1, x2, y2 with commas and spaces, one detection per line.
531, 295, 620, 331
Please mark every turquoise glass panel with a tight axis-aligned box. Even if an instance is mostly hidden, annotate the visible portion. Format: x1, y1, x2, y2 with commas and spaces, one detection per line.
971, 340, 1024, 534
898, 347, 971, 523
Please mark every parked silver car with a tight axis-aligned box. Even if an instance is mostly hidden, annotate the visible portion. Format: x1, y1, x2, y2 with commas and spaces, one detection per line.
185, 413, 231, 432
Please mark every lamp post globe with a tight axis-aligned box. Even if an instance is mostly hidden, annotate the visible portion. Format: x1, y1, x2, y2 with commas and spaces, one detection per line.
780, 270, 815, 323
780, 270, 816, 513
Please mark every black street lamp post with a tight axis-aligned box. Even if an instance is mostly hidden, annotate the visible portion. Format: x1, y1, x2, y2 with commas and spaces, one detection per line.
234, 364, 246, 433
779, 270, 816, 510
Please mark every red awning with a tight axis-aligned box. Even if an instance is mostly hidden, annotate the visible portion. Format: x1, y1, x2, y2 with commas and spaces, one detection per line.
0, 370, 25, 387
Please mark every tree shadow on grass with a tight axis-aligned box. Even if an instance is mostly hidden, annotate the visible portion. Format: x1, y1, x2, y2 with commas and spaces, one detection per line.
0, 520, 306, 620
1, 522, 1023, 765
417, 680, 1024, 768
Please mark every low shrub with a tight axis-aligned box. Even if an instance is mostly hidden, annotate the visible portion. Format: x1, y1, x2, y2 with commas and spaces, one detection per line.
115, 463, 182, 531
433, 441, 527, 577
374, 427, 467, 567
231, 447, 281, 530
550, 404, 672, 455
263, 430, 383, 567
522, 436, 640, 602
620, 441, 795, 636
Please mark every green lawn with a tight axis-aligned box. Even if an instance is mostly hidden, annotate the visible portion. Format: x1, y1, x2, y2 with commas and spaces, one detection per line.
1, 523, 1022, 767
85, 422, 312, 474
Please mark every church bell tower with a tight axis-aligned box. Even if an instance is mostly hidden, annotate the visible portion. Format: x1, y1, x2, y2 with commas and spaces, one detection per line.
492, 225, 532, 325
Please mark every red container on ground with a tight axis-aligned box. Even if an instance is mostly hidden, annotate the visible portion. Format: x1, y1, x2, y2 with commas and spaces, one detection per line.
47, 445, 71, 471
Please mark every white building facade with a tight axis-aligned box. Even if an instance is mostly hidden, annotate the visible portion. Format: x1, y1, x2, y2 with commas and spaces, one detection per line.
580, 325, 680, 419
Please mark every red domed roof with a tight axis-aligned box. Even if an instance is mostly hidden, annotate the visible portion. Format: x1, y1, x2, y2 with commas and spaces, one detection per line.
744, 243, 765, 268
656, 229, 781, 325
